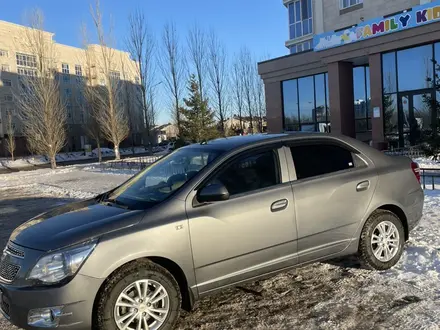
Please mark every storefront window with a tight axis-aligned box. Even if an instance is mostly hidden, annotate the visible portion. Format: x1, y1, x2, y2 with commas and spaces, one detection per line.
315, 74, 326, 123
282, 73, 329, 132
397, 45, 433, 92
282, 79, 299, 131
383, 43, 439, 148
353, 66, 371, 132
382, 52, 397, 94
298, 76, 314, 125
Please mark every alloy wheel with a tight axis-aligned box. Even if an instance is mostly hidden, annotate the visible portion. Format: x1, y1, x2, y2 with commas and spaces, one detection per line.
371, 221, 400, 262
114, 279, 170, 330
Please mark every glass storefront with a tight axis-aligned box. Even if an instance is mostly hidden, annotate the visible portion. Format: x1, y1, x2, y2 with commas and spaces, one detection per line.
353, 66, 371, 133
382, 42, 440, 148
282, 73, 330, 132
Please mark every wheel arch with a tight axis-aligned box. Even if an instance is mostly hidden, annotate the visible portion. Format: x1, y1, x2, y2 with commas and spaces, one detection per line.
371, 204, 409, 241
92, 256, 195, 320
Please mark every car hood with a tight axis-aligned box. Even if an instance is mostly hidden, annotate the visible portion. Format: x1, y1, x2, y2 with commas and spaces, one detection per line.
10, 199, 144, 251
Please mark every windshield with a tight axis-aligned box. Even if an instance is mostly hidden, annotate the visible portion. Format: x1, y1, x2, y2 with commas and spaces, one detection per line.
104, 147, 223, 209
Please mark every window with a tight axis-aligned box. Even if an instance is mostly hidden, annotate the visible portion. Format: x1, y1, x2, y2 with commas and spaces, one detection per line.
110, 71, 121, 80
62, 63, 70, 74
63, 74, 70, 82
2, 79, 11, 87
17, 67, 36, 77
288, 0, 313, 40
340, 0, 363, 9
75, 65, 82, 76
4, 95, 13, 102
353, 66, 371, 132
282, 73, 330, 132
0, 50, 8, 57
290, 143, 355, 180
64, 88, 71, 97
1, 64, 9, 72
16, 53, 37, 68
290, 40, 313, 54
206, 150, 280, 197
397, 45, 433, 92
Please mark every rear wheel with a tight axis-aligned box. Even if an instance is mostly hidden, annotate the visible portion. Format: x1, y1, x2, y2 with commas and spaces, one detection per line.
95, 260, 181, 330
358, 210, 405, 270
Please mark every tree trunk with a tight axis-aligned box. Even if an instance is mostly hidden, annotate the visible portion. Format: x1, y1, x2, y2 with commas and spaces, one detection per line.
50, 155, 57, 169
11, 152, 14, 162
114, 144, 121, 160
96, 140, 102, 163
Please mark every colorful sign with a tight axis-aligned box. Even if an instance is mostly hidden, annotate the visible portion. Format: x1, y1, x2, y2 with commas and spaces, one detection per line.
313, 0, 440, 51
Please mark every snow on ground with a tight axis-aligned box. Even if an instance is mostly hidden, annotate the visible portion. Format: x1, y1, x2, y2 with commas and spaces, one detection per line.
0, 147, 150, 170
1, 167, 440, 329
0, 165, 132, 199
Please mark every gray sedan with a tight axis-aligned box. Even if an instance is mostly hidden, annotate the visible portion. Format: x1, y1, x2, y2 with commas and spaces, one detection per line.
0, 133, 424, 330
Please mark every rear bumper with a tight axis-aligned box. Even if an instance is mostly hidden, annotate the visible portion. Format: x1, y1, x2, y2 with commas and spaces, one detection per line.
0, 274, 103, 330
406, 188, 424, 232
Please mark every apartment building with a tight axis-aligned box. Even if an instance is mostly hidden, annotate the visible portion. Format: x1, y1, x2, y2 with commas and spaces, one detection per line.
260, 0, 440, 149
0, 20, 144, 156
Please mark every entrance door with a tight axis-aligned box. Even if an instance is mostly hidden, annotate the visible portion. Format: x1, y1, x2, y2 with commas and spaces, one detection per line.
398, 91, 434, 147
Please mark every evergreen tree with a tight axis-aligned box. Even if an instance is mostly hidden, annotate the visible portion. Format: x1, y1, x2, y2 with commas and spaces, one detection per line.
179, 74, 219, 142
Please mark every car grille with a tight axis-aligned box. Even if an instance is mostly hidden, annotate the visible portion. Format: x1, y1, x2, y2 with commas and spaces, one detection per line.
5, 244, 24, 258
0, 259, 20, 283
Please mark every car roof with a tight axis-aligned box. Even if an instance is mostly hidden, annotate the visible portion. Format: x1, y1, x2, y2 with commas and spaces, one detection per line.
184, 132, 342, 151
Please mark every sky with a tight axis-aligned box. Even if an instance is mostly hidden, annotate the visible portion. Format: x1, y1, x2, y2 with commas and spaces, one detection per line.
1, 0, 288, 125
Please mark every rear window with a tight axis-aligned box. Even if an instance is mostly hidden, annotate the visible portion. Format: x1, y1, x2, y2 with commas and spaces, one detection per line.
290, 144, 355, 180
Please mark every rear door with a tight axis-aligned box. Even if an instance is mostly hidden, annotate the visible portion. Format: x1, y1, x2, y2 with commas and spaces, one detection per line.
186, 145, 298, 294
285, 139, 378, 263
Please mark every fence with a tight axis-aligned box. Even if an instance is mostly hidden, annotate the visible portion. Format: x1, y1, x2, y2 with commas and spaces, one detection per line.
420, 168, 440, 190
97, 156, 162, 172
383, 147, 425, 158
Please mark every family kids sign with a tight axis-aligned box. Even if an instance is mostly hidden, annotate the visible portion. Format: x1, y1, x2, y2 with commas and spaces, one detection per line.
313, 0, 440, 51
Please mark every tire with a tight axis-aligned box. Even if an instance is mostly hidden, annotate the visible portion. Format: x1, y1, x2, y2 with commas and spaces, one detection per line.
358, 210, 405, 270
94, 259, 181, 330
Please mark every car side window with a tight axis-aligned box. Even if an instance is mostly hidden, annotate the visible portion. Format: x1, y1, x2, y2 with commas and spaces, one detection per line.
206, 150, 281, 196
290, 143, 356, 180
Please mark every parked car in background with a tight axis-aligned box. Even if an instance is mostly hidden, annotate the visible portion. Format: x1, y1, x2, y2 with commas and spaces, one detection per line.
0, 133, 424, 330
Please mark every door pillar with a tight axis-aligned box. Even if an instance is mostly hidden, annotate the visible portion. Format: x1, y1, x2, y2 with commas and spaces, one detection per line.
369, 53, 387, 150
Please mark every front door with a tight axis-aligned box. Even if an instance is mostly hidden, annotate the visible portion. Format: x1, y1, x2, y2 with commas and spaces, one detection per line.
186, 147, 297, 295
398, 91, 434, 147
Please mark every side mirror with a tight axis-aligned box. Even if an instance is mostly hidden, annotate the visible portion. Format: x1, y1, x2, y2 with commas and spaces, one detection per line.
198, 183, 230, 203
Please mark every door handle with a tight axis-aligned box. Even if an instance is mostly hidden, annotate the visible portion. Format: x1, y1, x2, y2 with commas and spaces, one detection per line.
356, 180, 370, 192
271, 199, 288, 212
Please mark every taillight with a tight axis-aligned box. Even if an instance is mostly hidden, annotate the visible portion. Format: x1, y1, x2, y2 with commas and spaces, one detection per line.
411, 161, 420, 183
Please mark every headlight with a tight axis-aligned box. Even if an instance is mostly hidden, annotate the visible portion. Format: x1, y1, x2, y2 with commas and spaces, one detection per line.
27, 241, 97, 284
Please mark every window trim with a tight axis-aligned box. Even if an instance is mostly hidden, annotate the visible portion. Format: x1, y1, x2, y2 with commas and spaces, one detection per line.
284, 138, 369, 183
340, 0, 363, 10
192, 145, 285, 207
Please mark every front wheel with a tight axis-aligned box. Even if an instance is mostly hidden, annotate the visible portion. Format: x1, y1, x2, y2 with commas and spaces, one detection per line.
94, 260, 181, 330
358, 210, 405, 270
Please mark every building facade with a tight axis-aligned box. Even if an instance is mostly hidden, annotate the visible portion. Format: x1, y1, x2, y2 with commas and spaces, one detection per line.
0, 20, 144, 156
260, 0, 440, 149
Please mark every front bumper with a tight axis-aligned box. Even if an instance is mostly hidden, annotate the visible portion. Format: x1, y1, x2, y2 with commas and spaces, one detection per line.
0, 274, 103, 330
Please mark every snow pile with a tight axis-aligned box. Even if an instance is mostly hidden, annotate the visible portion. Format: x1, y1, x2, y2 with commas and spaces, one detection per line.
413, 157, 440, 169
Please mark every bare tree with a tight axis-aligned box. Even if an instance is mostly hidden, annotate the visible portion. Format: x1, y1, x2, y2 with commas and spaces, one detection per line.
88, 0, 129, 160
253, 73, 265, 133
159, 22, 185, 133
232, 60, 244, 133
80, 24, 103, 162
5, 112, 16, 161
120, 56, 135, 154
207, 30, 228, 136
239, 47, 255, 134
187, 23, 206, 100
15, 9, 66, 169
126, 8, 156, 148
